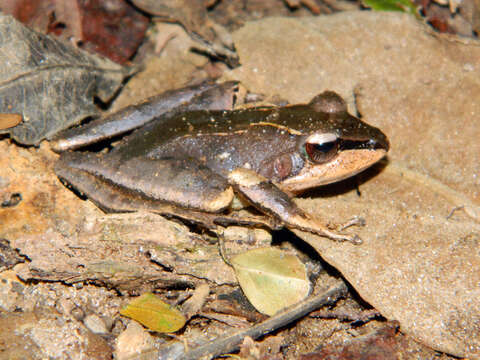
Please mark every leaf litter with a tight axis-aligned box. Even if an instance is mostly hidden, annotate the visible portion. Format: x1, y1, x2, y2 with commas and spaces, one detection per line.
0, 15, 131, 145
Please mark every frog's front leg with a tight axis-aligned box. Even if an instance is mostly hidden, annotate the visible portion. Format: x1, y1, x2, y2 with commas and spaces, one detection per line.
228, 168, 361, 244
51, 81, 239, 152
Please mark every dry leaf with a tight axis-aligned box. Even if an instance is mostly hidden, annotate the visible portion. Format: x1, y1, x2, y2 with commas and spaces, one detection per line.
1, 0, 149, 64
131, 0, 238, 65
0, 15, 130, 144
231, 247, 310, 316
0, 113, 22, 130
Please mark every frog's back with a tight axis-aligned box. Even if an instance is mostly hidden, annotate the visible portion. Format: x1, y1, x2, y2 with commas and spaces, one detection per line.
112, 106, 309, 159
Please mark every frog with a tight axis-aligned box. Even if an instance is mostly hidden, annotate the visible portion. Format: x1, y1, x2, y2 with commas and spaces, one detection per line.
53, 82, 389, 244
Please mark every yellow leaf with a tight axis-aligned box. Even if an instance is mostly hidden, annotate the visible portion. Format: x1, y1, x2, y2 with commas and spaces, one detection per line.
231, 248, 310, 316
120, 293, 186, 333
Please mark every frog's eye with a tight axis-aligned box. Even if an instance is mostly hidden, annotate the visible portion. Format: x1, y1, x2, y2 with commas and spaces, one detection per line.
304, 133, 339, 163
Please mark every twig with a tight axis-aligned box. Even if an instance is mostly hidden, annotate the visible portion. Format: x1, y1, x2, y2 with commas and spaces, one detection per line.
180, 281, 348, 360
216, 231, 232, 267
446, 205, 464, 220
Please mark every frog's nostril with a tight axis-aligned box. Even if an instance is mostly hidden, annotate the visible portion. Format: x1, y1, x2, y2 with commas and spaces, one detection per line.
365, 132, 389, 151
375, 135, 390, 151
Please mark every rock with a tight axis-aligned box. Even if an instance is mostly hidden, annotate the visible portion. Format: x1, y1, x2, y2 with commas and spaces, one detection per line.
225, 12, 480, 359
83, 314, 109, 335
115, 321, 156, 360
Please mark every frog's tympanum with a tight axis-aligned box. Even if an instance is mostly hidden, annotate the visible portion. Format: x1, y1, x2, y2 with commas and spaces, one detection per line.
54, 83, 389, 244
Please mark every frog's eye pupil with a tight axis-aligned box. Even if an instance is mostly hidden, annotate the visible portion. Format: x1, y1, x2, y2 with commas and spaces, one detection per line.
305, 133, 339, 164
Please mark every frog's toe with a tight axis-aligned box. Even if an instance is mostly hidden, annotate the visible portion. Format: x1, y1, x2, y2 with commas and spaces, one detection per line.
339, 216, 366, 231
318, 228, 362, 245
349, 234, 363, 245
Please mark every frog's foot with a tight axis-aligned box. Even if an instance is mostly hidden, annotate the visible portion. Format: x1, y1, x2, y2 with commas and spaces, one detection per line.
288, 214, 362, 245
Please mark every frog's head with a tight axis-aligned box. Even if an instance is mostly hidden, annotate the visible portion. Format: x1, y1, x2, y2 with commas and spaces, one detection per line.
271, 91, 389, 193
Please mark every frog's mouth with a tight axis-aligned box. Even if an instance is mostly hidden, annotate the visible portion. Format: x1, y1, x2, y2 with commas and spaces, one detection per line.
278, 148, 388, 194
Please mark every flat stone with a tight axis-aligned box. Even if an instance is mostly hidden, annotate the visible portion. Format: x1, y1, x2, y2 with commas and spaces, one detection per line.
225, 12, 480, 358
84, 314, 108, 335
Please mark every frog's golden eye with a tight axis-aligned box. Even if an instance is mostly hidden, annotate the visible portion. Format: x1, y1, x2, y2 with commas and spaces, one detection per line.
304, 133, 339, 164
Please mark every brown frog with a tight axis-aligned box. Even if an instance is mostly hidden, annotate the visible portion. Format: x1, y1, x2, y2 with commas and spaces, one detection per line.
53, 82, 389, 244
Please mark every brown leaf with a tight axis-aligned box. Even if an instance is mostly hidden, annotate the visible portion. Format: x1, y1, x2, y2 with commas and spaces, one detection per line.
0, 0, 55, 32
300, 322, 404, 360
0, 15, 130, 145
0, 113, 22, 130
132, 0, 238, 65
74, 0, 149, 64
180, 283, 210, 320
1, 0, 149, 64
132, 0, 209, 37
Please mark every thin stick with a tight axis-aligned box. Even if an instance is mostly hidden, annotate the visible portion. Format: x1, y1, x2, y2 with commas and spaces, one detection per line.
181, 282, 348, 360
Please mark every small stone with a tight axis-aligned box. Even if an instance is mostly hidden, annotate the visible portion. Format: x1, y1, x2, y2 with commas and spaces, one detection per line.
115, 321, 156, 360
83, 314, 108, 334
0, 270, 24, 311
71, 306, 85, 321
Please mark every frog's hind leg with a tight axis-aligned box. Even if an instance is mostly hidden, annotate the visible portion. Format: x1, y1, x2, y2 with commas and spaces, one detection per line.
56, 152, 234, 213
56, 152, 286, 232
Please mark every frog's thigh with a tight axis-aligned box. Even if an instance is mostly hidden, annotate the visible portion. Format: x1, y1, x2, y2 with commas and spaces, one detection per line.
117, 157, 234, 212
59, 152, 233, 212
